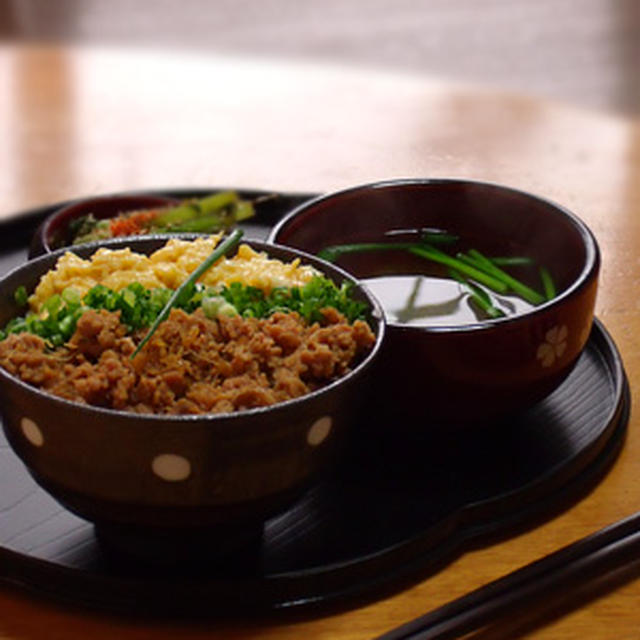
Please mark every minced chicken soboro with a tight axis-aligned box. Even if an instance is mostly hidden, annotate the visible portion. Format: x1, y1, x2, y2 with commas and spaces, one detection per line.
0, 304, 375, 415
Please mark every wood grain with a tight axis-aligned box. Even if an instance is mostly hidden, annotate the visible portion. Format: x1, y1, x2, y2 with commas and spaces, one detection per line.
0, 42, 640, 638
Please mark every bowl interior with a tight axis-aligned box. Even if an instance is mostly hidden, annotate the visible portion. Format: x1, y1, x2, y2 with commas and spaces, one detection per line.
271, 180, 595, 303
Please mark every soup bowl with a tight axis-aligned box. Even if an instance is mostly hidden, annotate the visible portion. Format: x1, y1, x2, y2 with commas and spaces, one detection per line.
269, 179, 600, 425
0, 236, 384, 554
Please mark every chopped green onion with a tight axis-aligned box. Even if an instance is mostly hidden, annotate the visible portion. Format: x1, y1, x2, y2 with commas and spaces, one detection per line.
61, 287, 82, 307
131, 229, 244, 359
202, 295, 238, 319
219, 277, 368, 325
43, 294, 62, 318
14, 286, 28, 307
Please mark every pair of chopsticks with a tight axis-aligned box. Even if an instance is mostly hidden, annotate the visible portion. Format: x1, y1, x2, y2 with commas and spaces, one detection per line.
376, 510, 640, 640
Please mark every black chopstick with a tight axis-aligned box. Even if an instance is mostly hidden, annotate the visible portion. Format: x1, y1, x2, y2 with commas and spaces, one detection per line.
376, 510, 640, 640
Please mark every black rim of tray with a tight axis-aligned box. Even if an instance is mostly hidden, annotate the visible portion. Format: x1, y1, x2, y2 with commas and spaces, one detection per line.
0, 189, 631, 618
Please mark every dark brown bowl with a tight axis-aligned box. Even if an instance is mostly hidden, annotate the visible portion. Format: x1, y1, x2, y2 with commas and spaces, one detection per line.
269, 179, 600, 425
29, 193, 180, 257
0, 237, 384, 546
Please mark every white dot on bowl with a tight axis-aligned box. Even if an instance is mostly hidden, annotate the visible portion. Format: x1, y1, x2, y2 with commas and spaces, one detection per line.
21, 417, 44, 447
151, 454, 191, 482
307, 416, 333, 446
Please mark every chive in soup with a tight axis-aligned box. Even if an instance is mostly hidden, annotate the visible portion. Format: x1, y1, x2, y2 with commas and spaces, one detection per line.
362, 274, 535, 327
318, 227, 555, 327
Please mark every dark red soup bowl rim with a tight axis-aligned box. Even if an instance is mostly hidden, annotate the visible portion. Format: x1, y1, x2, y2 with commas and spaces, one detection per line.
0, 236, 386, 424
269, 177, 601, 335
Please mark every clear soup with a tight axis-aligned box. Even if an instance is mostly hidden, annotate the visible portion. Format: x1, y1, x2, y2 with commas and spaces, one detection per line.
362, 274, 535, 327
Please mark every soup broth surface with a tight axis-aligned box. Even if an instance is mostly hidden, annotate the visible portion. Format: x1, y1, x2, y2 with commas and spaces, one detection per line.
362, 275, 535, 327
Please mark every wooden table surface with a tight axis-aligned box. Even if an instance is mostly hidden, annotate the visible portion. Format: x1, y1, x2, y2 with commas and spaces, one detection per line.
1, 42, 639, 639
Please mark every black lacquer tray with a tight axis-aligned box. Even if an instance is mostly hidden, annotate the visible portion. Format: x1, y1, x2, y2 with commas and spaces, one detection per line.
0, 190, 630, 617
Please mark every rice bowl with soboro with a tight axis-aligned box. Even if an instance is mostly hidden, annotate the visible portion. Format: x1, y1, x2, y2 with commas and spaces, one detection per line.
0, 235, 384, 532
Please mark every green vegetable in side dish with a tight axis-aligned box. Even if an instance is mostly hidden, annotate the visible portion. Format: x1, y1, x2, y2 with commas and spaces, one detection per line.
68, 191, 257, 246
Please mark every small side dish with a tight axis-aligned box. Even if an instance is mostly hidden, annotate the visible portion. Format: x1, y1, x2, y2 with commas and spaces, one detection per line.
65, 191, 255, 246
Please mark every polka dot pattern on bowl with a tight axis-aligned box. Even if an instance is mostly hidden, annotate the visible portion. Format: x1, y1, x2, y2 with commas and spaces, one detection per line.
307, 416, 332, 446
21, 417, 44, 447
151, 454, 192, 482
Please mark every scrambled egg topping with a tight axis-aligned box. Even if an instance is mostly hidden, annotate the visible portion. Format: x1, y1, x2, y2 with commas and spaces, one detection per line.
30, 236, 319, 311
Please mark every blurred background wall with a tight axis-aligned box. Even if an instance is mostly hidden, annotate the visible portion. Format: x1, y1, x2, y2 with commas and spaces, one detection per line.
1, 0, 638, 115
